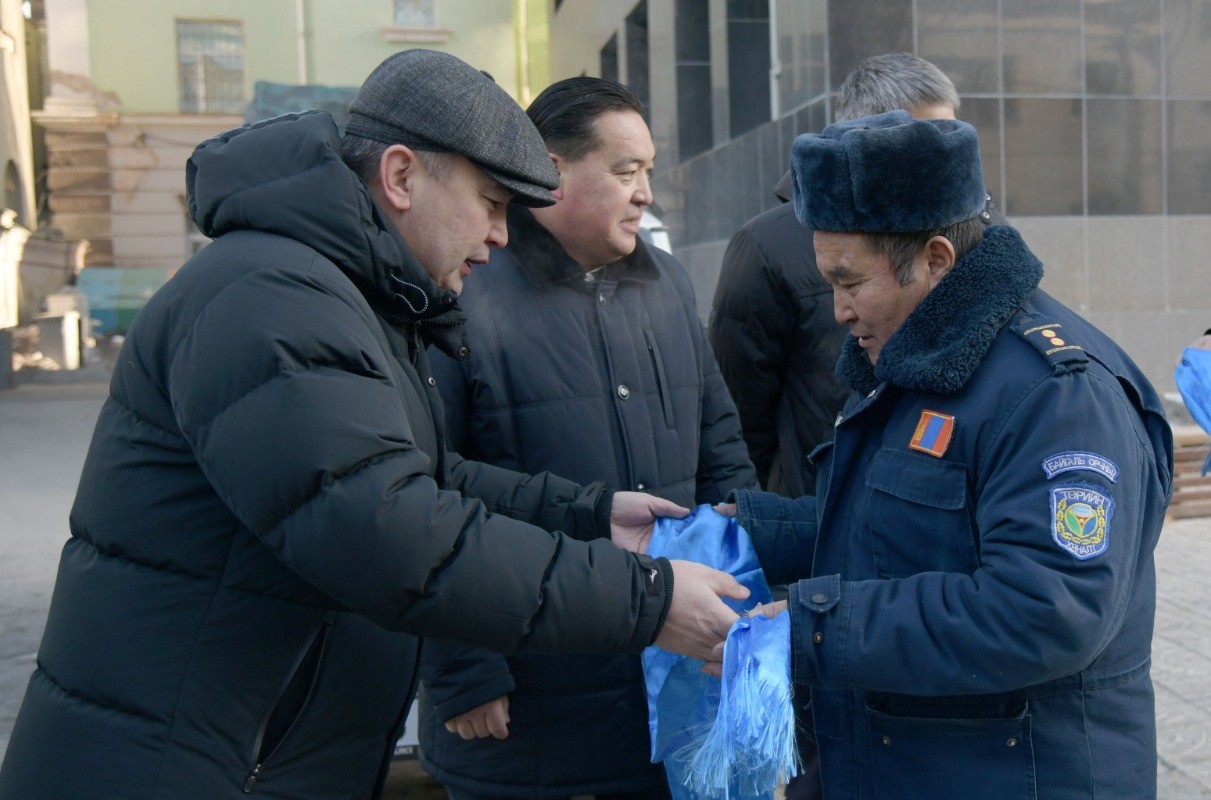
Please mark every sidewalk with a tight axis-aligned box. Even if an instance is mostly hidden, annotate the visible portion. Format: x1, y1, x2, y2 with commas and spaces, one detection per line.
1152, 515, 1211, 797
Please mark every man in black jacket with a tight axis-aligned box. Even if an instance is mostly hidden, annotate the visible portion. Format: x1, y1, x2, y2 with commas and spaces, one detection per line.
0, 51, 748, 800
417, 77, 758, 800
709, 52, 1004, 498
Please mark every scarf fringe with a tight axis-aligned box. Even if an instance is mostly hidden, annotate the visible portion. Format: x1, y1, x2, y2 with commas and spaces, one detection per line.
674, 614, 801, 798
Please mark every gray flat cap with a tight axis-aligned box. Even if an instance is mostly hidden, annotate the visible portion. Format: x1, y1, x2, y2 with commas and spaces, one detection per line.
346, 49, 559, 207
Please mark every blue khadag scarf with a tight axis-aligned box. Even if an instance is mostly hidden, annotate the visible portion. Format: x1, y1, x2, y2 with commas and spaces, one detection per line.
643, 505, 800, 799
1176, 346, 1211, 475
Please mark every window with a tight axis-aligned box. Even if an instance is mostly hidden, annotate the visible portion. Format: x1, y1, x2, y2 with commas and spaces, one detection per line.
384, 0, 448, 42
727, 0, 771, 137
601, 33, 619, 83
625, 2, 650, 120
394, 0, 437, 27
176, 20, 245, 114
676, 0, 713, 159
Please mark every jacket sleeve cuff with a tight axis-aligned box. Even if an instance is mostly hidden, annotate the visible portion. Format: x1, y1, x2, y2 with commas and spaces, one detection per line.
788, 575, 845, 690
635, 554, 674, 648
594, 488, 616, 540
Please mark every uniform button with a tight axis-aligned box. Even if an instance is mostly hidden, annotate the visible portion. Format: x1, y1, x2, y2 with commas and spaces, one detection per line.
1007, 738, 1018, 748
427, 377, 436, 386
617, 384, 631, 400
456, 346, 470, 358
811, 593, 829, 604
882, 736, 891, 746
813, 632, 824, 644
636, 482, 646, 490
1050, 338, 1065, 346
599, 294, 607, 305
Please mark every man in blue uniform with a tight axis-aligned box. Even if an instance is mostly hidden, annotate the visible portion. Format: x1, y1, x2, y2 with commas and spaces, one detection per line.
734, 111, 1173, 799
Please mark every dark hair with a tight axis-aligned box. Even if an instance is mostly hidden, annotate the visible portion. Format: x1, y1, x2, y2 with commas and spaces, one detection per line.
340, 134, 452, 184
526, 77, 644, 161
836, 52, 960, 122
863, 215, 986, 286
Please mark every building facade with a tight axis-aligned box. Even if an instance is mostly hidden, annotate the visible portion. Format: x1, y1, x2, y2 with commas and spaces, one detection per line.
33, 0, 548, 270
548, 0, 1211, 394
1, 0, 36, 228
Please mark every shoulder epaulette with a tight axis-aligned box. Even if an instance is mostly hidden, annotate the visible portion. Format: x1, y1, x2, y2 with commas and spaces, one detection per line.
1012, 320, 1089, 374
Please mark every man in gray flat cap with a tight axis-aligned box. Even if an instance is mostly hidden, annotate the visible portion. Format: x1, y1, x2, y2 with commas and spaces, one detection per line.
0, 50, 748, 800
712, 110, 1172, 799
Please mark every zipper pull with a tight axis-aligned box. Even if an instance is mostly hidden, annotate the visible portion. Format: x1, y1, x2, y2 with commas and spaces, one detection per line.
243, 763, 263, 793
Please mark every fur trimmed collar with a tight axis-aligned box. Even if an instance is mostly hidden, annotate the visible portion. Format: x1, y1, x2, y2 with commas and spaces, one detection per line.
505, 205, 660, 289
836, 225, 1043, 395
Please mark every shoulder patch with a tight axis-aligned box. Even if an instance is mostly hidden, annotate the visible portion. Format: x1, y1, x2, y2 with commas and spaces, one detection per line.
1050, 483, 1114, 560
1042, 451, 1118, 483
1014, 322, 1088, 373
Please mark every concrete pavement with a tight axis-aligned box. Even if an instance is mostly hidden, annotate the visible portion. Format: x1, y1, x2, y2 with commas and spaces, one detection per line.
1, 379, 1209, 797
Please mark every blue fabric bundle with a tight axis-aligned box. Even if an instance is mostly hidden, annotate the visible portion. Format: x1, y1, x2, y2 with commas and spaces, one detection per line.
643, 505, 798, 799
1176, 346, 1211, 475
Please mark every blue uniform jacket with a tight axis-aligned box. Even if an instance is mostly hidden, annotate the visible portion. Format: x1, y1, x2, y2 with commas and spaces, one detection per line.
736, 227, 1173, 800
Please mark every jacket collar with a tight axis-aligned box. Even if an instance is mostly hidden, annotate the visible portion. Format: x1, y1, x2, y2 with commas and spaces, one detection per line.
836, 225, 1043, 395
505, 205, 660, 289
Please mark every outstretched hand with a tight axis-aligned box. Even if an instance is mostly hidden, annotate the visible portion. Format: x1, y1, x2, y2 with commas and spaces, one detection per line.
655, 560, 750, 665
610, 492, 691, 553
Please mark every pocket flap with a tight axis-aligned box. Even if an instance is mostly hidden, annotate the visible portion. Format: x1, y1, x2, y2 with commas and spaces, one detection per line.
866, 449, 967, 510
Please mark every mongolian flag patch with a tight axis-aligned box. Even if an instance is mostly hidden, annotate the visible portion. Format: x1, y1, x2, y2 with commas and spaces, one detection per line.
909, 410, 955, 457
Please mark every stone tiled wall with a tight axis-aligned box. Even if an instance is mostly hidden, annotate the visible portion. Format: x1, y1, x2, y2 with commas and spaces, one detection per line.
583, 0, 1211, 393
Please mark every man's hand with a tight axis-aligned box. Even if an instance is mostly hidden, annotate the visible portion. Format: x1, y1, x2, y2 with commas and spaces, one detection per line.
700, 599, 790, 677
655, 560, 750, 665
750, 599, 788, 618
713, 502, 737, 518
610, 492, 690, 553
1177, 334, 1211, 366
444, 695, 510, 740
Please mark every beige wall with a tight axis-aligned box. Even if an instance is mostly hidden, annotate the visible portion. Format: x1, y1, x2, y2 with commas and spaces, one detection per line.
33, 0, 537, 270
1, 0, 36, 227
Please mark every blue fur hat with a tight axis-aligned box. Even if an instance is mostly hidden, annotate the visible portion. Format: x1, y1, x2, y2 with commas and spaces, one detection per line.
791, 109, 986, 233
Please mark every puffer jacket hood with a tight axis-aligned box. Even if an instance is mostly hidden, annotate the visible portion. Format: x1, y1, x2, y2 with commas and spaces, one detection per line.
187, 110, 465, 338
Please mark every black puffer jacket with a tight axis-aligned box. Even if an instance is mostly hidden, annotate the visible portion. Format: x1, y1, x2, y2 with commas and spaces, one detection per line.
418, 207, 757, 797
710, 175, 1008, 497
0, 112, 673, 800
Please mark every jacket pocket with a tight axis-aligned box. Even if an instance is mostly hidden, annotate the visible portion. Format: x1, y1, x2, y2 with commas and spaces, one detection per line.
865, 702, 1037, 800
644, 329, 675, 428
864, 448, 975, 578
244, 616, 333, 793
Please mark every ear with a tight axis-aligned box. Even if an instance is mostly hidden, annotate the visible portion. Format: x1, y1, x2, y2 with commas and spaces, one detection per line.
376, 145, 420, 213
924, 235, 956, 289
548, 152, 565, 201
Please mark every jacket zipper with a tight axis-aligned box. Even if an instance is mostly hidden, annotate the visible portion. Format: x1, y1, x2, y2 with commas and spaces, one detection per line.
644, 329, 675, 428
243, 616, 333, 793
